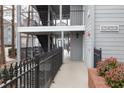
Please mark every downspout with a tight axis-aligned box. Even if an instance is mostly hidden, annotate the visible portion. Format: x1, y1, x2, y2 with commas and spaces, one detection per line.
17, 5, 21, 64
91, 5, 95, 67
82, 5, 85, 62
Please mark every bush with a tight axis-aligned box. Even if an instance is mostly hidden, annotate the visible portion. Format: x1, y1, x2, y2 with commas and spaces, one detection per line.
105, 64, 124, 88
96, 57, 118, 76
8, 48, 17, 58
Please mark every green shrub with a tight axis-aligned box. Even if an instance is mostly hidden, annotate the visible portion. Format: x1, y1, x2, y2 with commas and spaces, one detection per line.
8, 48, 17, 58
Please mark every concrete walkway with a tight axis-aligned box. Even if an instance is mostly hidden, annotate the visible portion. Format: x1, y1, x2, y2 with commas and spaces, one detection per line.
50, 50, 88, 88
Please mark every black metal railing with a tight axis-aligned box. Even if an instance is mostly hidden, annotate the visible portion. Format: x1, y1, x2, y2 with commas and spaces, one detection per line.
21, 46, 43, 61
94, 48, 102, 68
0, 47, 62, 88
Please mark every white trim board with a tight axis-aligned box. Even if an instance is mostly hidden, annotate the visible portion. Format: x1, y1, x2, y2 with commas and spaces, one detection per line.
18, 25, 85, 33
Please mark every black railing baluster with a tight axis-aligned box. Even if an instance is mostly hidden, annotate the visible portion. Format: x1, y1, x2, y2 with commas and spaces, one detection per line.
29, 59, 32, 88
35, 55, 39, 88
19, 63, 22, 88
9, 63, 14, 88
2, 65, 9, 85
31, 58, 34, 87
23, 61, 26, 88
14, 62, 18, 88
26, 60, 29, 88
34, 58, 35, 87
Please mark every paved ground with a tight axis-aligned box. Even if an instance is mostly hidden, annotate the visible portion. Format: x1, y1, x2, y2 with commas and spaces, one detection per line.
50, 50, 88, 88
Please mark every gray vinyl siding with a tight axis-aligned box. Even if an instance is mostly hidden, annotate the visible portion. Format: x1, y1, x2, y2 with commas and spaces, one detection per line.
70, 5, 83, 25
95, 5, 124, 62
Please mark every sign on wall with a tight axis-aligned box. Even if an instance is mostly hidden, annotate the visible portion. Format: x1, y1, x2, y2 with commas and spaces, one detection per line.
100, 25, 119, 32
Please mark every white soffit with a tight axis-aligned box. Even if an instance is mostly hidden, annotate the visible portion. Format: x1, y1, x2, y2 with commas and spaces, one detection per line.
18, 25, 85, 33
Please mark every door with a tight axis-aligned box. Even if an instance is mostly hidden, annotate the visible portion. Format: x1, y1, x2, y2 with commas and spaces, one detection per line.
70, 32, 82, 61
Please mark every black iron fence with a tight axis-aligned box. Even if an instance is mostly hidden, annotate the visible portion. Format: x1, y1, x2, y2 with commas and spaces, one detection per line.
0, 47, 62, 88
94, 48, 102, 68
8, 46, 43, 60
21, 46, 43, 61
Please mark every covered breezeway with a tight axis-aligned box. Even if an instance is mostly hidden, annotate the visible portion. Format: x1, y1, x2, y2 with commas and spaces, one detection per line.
17, 25, 86, 88
17, 25, 85, 62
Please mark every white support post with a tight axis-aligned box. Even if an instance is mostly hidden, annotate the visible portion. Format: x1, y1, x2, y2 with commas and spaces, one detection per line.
48, 33, 50, 52
60, 5, 63, 46
55, 18, 56, 26
61, 31, 64, 48
17, 5, 21, 64
60, 5, 64, 62
66, 18, 68, 26
48, 6, 50, 26
31, 35, 33, 58
82, 5, 85, 25
16, 5, 21, 88
48, 6, 51, 52
59, 5, 62, 25
60, 5, 64, 48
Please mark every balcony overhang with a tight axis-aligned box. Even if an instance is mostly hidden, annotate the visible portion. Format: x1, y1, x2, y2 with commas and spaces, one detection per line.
18, 25, 85, 34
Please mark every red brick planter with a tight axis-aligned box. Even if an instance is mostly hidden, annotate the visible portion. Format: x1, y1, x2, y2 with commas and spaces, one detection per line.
88, 68, 110, 88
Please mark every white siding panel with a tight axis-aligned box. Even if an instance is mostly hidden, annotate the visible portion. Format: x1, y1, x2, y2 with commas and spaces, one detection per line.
102, 51, 124, 55
95, 10, 124, 14
96, 21, 124, 25
100, 47, 124, 51
95, 6, 124, 10
96, 33, 124, 38
96, 37, 124, 42
96, 42, 124, 47
96, 14, 124, 18
95, 5, 124, 62
95, 30, 124, 33
96, 18, 124, 22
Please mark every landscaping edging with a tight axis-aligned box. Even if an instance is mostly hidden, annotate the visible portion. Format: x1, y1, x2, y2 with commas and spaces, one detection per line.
88, 68, 110, 88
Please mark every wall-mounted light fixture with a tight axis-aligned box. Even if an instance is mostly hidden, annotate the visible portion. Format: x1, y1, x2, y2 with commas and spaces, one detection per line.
76, 33, 79, 38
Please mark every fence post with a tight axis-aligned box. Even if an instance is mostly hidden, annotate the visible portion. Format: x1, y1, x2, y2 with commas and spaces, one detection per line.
19, 63, 22, 88
100, 48, 102, 60
14, 62, 18, 88
2, 65, 9, 84
23, 61, 26, 88
35, 55, 39, 88
9, 63, 14, 80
